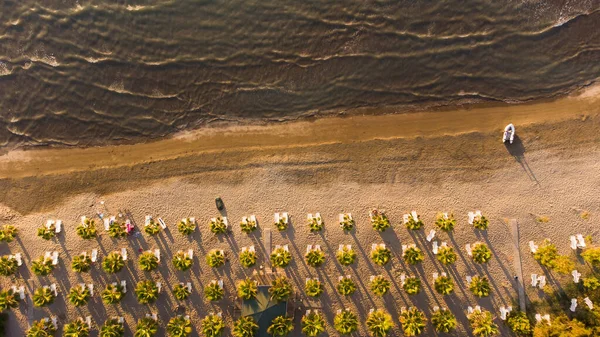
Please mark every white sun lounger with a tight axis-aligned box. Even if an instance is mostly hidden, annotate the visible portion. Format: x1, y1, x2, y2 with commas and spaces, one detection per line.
433, 306, 440, 312
117, 317, 124, 324
426, 229, 436, 242
87, 284, 94, 296
306, 245, 313, 253
104, 219, 110, 231
400, 273, 406, 285
186, 282, 192, 292
81, 216, 87, 225
146, 313, 158, 321
156, 282, 162, 293
154, 249, 161, 262
403, 214, 409, 224
441, 241, 448, 248
584, 297, 594, 310
442, 212, 449, 219
432, 272, 438, 281
466, 275, 472, 284
55, 220, 62, 233
14, 253, 22, 266
441, 272, 447, 277
500, 306, 512, 320
538, 275, 546, 288
50, 316, 57, 329
570, 236, 578, 250
85, 316, 92, 328
468, 306, 474, 314
570, 298, 577, 312
50, 283, 57, 296
158, 218, 167, 229
576, 234, 586, 248
542, 314, 550, 322
465, 244, 472, 256
432, 241, 439, 254
531, 274, 538, 287
145, 215, 152, 226
91, 249, 98, 262
572, 270, 581, 283
402, 245, 408, 253
411, 211, 418, 221
187, 249, 193, 259
51, 252, 59, 265
44, 251, 52, 260
468, 212, 475, 225
535, 314, 542, 323
46, 220, 54, 229
120, 280, 127, 293
121, 248, 127, 261
529, 241, 538, 253
17, 286, 25, 300
217, 279, 223, 289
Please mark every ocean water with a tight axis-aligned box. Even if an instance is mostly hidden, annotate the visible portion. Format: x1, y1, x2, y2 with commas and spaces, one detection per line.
0, 0, 599, 148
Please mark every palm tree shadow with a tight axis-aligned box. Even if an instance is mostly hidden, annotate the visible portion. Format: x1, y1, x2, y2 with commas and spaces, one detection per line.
505, 135, 539, 185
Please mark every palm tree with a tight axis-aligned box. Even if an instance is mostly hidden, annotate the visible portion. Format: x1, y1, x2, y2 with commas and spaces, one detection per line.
473, 214, 489, 230
405, 214, 424, 230
101, 284, 124, 304
468, 309, 499, 337
68, 286, 91, 307
237, 278, 258, 300
469, 276, 491, 297
431, 308, 457, 333
366, 309, 393, 337
472, 242, 492, 264
209, 217, 228, 235
64, 319, 90, 337
336, 277, 356, 296
333, 309, 358, 335
506, 311, 532, 336
178, 218, 197, 235
37, 224, 56, 240
370, 246, 391, 266
403, 246, 424, 265
304, 278, 323, 298
437, 246, 457, 265
307, 216, 323, 232
267, 316, 293, 336
76, 218, 97, 239
339, 214, 354, 231
135, 280, 159, 304
173, 283, 191, 300
0, 289, 19, 311
167, 316, 192, 337
26, 319, 56, 337
108, 221, 127, 238
305, 249, 325, 267
72, 253, 92, 273
232, 316, 258, 337
400, 307, 426, 336
144, 219, 161, 235
270, 247, 292, 268
100, 318, 124, 337
32, 287, 55, 307
336, 246, 357, 266
435, 213, 456, 231
206, 250, 226, 268
139, 251, 159, 271
31, 256, 54, 276
434, 275, 454, 295
239, 250, 257, 268
102, 252, 125, 273
301, 311, 325, 337
135, 317, 159, 337
204, 281, 224, 301
0, 225, 17, 242
240, 217, 257, 234
201, 314, 225, 337
269, 276, 293, 302
370, 210, 390, 232
0, 255, 18, 276
370, 275, 391, 296
172, 251, 193, 271
403, 277, 421, 295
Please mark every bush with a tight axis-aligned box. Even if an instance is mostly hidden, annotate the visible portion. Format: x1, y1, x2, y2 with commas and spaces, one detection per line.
139, 251, 159, 271
270, 247, 292, 268
239, 250, 257, 268
101, 284, 124, 304
533, 239, 557, 267
336, 246, 357, 266
469, 276, 491, 297
201, 314, 225, 337
403, 246, 424, 265
135, 280, 159, 304
232, 316, 258, 337
403, 277, 421, 295
237, 278, 257, 300
167, 316, 192, 337
102, 252, 125, 273
437, 246, 457, 265
0, 256, 17, 276
0, 289, 19, 311
431, 309, 457, 333
308, 216, 323, 232
144, 220, 161, 236
31, 256, 54, 276
472, 242, 492, 264
204, 281, 224, 301
582, 247, 600, 265
366, 309, 393, 337
468, 309, 499, 337
240, 218, 257, 234
400, 307, 426, 336
209, 217, 228, 235
69, 286, 91, 307
32, 287, 55, 307
100, 318, 124, 337
532, 315, 591, 336
135, 317, 158, 337
305, 249, 325, 267
435, 213, 455, 231
371, 246, 391, 266
0, 225, 17, 242
178, 218, 197, 235
583, 276, 600, 291
275, 217, 288, 231
473, 214, 489, 230
206, 250, 226, 268
267, 316, 293, 337
173, 283, 191, 300
334, 310, 358, 335
172, 251, 193, 271
506, 311, 531, 336
405, 215, 424, 230
302, 311, 325, 337
371, 211, 391, 232
305, 278, 323, 298
108, 221, 127, 238
370, 275, 391, 296
37, 224, 56, 240
72, 253, 92, 273
434, 275, 454, 295
27, 319, 56, 337
233, 316, 258, 337
269, 276, 293, 302
336, 277, 357, 296
552, 255, 575, 275
339, 214, 354, 231
64, 319, 90, 337
77, 218, 98, 239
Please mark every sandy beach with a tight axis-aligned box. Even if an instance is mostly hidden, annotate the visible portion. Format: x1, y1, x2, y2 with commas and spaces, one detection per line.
0, 84, 599, 336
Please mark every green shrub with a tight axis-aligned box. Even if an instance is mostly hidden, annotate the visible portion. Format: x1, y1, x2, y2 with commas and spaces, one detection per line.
275, 217, 288, 231
237, 278, 257, 300
302, 311, 325, 337
240, 218, 257, 234
77, 218, 98, 239
173, 283, 191, 300
367, 309, 393, 337
239, 250, 257, 268
27, 319, 56, 337
102, 252, 125, 273
64, 319, 90, 337
403, 277, 421, 295
232, 316, 258, 337
506, 311, 531, 336
204, 281, 224, 301
108, 221, 127, 238
101, 284, 124, 304
233, 316, 258, 337
533, 239, 557, 268
172, 251, 193, 271
403, 246, 424, 265
139, 251, 159, 271
270, 247, 292, 268
400, 307, 426, 336
144, 220, 161, 236
167, 316, 192, 337
72, 253, 92, 273
431, 308, 457, 333
405, 215, 424, 230
370, 275, 391, 296
0, 225, 17, 242
437, 246, 457, 265
100, 318, 124, 337
269, 276, 293, 302
135, 280, 159, 304
472, 242, 492, 264
305, 278, 323, 298
0, 289, 19, 311
435, 213, 455, 231
206, 250, 226, 268
201, 314, 224, 337
0, 256, 17, 276
532, 315, 590, 336
551, 255, 575, 274
267, 316, 293, 337
32, 287, 55, 307
468, 309, 499, 337
135, 317, 158, 337
371, 246, 391, 266
434, 275, 454, 295
583, 276, 600, 291
37, 224, 56, 240
31, 256, 54, 276
473, 214, 489, 230
339, 214, 354, 231
469, 276, 491, 297
334, 310, 358, 335
336, 246, 357, 266
336, 277, 356, 296
582, 247, 600, 265
68, 286, 91, 307
305, 249, 325, 267
371, 211, 391, 232
209, 217, 228, 235
178, 218, 197, 235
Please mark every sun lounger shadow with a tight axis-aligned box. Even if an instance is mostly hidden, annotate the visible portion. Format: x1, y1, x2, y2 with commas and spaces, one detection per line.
505, 135, 539, 185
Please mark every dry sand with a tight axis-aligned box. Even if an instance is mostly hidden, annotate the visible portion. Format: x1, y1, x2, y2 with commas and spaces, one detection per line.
0, 85, 600, 336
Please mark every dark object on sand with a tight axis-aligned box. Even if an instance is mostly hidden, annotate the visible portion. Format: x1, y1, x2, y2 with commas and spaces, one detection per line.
215, 197, 224, 211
